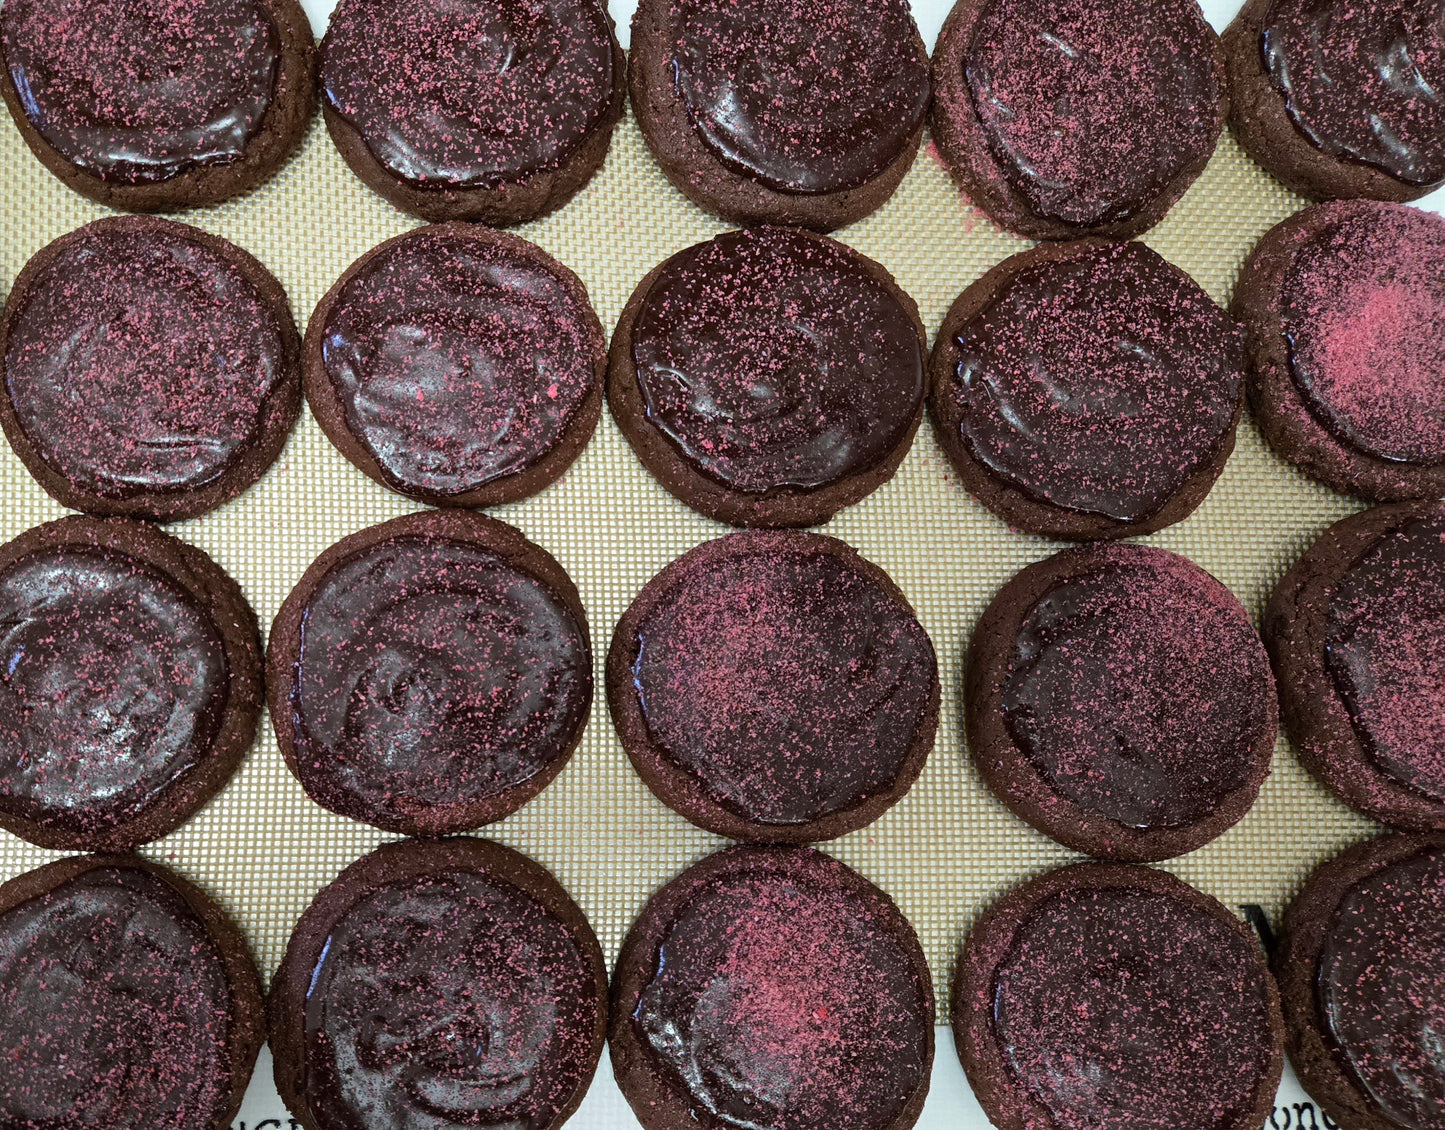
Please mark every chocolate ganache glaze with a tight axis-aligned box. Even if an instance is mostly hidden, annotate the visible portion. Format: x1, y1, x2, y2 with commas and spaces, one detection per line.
631, 854, 932, 1130
628, 535, 935, 827
1325, 516, 1445, 804
3, 221, 287, 499
319, 228, 598, 499
1263, 0, 1445, 188
0, 866, 235, 1125
0, 547, 227, 837
993, 886, 1277, 1128
0, 0, 280, 185
291, 536, 590, 825
951, 242, 1242, 522
632, 227, 925, 495
301, 870, 600, 1130
1317, 844, 1445, 1127
321, 0, 616, 189
1281, 206, 1445, 467
964, 0, 1222, 228
669, 0, 929, 195
1001, 550, 1272, 830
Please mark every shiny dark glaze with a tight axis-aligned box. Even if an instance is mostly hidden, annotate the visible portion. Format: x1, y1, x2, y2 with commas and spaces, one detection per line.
321, 0, 615, 188
291, 536, 590, 819
632, 228, 924, 495
0, 547, 227, 835
965, 0, 1221, 227
951, 242, 1240, 521
629, 541, 934, 825
1317, 846, 1445, 1128
993, 887, 1275, 1128
303, 870, 599, 1130
669, 0, 929, 194
1001, 559, 1269, 829
1263, 0, 1445, 187
4, 224, 286, 497
321, 231, 597, 497
632, 868, 930, 1130
1325, 517, 1445, 802
0, 866, 233, 1125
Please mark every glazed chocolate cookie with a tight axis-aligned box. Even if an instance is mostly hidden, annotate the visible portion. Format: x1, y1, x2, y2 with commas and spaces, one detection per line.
0, 853, 265, 1129
1234, 200, 1445, 502
629, 0, 929, 231
611, 845, 934, 1130
319, 0, 625, 225
1266, 502, 1445, 830
268, 510, 592, 836
1276, 833, 1445, 1130
0, 217, 302, 522
953, 863, 1284, 1130
929, 239, 1245, 540
1225, 0, 1445, 203
0, 0, 314, 211
608, 532, 938, 843
0, 516, 262, 852
966, 543, 1277, 862
931, 0, 1226, 240
306, 225, 605, 508
610, 227, 927, 528
270, 837, 607, 1130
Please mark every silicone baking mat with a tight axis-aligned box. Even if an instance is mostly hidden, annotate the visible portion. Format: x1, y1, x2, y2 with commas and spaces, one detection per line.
0, 6, 1393, 1123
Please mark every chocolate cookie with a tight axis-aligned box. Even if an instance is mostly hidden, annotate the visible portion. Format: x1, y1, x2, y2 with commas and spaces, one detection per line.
611, 844, 934, 1130
1224, 0, 1445, 203
929, 239, 1245, 540
0, 853, 265, 1129
1265, 502, 1445, 831
0, 516, 262, 852
610, 227, 927, 528
1275, 833, 1445, 1130
1234, 200, 1445, 502
319, 0, 625, 225
0, 0, 314, 211
306, 225, 605, 508
930, 0, 1226, 241
608, 531, 938, 843
268, 510, 592, 836
966, 543, 1277, 862
953, 862, 1284, 1130
270, 837, 606, 1130
629, 0, 929, 231
0, 216, 302, 523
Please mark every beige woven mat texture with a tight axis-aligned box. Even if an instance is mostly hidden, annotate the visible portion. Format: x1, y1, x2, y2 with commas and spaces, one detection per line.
0, 105, 1380, 1010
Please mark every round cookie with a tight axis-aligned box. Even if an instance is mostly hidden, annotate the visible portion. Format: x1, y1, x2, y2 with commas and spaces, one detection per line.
0, 0, 314, 212
628, 0, 930, 231
610, 844, 934, 1130
1233, 200, 1445, 502
0, 853, 265, 1130
953, 862, 1284, 1130
930, 0, 1226, 241
0, 516, 263, 852
270, 837, 606, 1130
966, 543, 1277, 862
319, 0, 625, 225
928, 239, 1245, 540
609, 226, 927, 528
306, 225, 605, 508
608, 531, 939, 843
1265, 502, 1445, 831
1275, 833, 1445, 1130
267, 510, 592, 836
1224, 0, 1445, 203
0, 216, 302, 523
